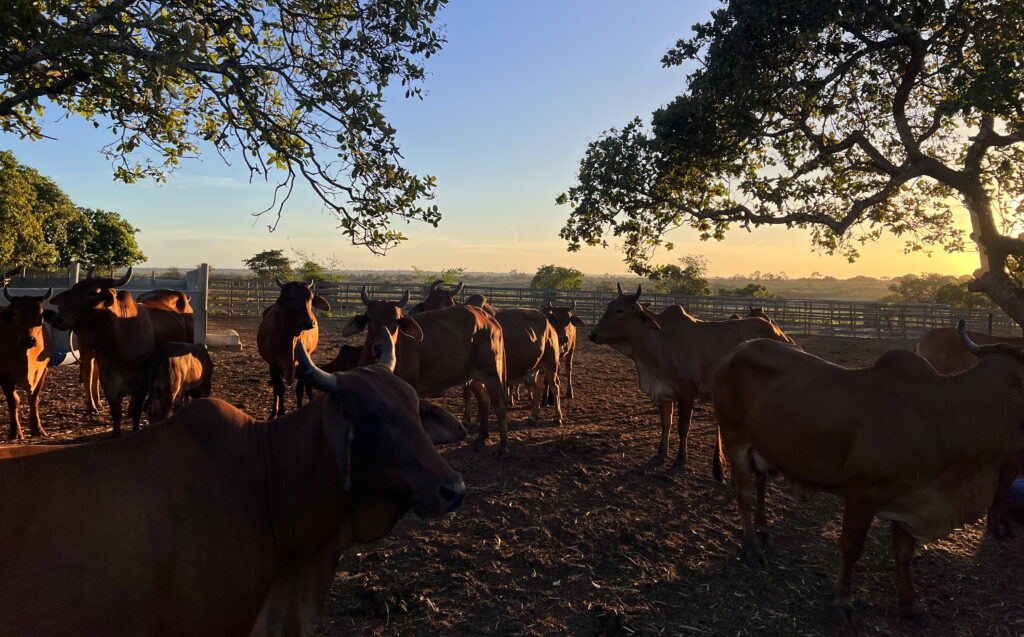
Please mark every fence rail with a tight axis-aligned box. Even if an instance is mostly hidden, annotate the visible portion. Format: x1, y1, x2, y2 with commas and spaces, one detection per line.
207, 279, 1022, 340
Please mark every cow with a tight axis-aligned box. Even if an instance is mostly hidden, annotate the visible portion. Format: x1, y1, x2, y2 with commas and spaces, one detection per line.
409, 279, 464, 314
49, 267, 194, 436
322, 343, 364, 374
542, 298, 586, 400
0, 332, 465, 636
916, 326, 1024, 539
256, 279, 330, 418
147, 342, 214, 422
710, 321, 1024, 624
0, 287, 53, 439
588, 283, 794, 476
459, 303, 562, 428
344, 286, 511, 455
76, 289, 194, 415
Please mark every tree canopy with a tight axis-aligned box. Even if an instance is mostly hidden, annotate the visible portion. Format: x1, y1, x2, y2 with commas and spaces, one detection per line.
531, 265, 584, 291
880, 273, 993, 308
80, 208, 147, 274
558, 0, 1024, 323
243, 249, 294, 279
648, 255, 711, 296
1, 0, 449, 253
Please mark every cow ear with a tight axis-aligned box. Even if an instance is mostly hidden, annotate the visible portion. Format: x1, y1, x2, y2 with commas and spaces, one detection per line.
419, 401, 468, 445
640, 310, 661, 331
325, 403, 354, 491
341, 314, 369, 336
50, 290, 68, 306
312, 295, 330, 312
398, 316, 424, 342
102, 290, 117, 307
570, 316, 586, 327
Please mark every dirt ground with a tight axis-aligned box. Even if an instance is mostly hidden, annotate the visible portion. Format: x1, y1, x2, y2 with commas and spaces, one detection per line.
9, 316, 1024, 636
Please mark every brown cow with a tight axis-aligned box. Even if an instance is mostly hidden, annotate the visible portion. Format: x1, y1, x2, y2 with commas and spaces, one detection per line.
0, 287, 53, 439
344, 286, 511, 455
589, 284, 794, 476
50, 267, 194, 435
711, 322, 1024, 624
543, 298, 586, 400
76, 289, 194, 414
916, 326, 1024, 538
147, 342, 214, 422
460, 304, 562, 428
0, 335, 464, 635
256, 280, 330, 418
409, 280, 464, 314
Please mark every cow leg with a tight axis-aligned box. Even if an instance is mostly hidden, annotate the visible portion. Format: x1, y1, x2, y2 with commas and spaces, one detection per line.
471, 381, 491, 447
753, 468, 769, 546
4, 387, 22, 440
295, 376, 306, 410
669, 398, 695, 473
128, 383, 147, 431
986, 456, 1019, 540
269, 366, 286, 418
645, 401, 673, 470
485, 377, 510, 458
564, 350, 574, 399
461, 381, 475, 426
712, 426, 726, 482
27, 370, 48, 437
107, 391, 124, 438
79, 358, 97, 413
730, 447, 767, 568
544, 367, 562, 426
832, 499, 874, 626
891, 522, 924, 622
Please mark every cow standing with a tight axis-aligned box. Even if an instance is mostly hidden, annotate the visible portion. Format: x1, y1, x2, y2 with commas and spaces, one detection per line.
0, 287, 53, 439
256, 280, 330, 418
916, 325, 1024, 538
50, 268, 194, 436
0, 334, 464, 635
711, 322, 1024, 624
147, 342, 214, 422
589, 284, 793, 476
344, 287, 511, 455
543, 298, 586, 400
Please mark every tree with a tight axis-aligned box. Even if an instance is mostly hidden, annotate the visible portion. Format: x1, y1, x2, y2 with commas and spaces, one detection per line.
648, 255, 711, 296
881, 273, 994, 308
531, 265, 584, 290
1, 1, 449, 254
558, 1, 1024, 324
243, 249, 294, 280
80, 208, 146, 275
0, 150, 92, 269
718, 283, 779, 299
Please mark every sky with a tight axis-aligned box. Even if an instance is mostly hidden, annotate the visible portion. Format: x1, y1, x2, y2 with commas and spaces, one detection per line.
3, 0, 982, 279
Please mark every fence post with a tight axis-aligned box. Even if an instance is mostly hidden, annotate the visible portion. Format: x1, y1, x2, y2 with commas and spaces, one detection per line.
188, 263, 210, 345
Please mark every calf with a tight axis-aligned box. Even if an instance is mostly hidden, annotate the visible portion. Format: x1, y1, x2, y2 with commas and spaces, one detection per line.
0, 287, 53, 439
543, 298, 586, 400
147, 342, 214, 422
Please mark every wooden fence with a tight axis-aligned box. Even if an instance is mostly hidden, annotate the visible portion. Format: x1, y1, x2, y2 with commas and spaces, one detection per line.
208, 279, 1022, 340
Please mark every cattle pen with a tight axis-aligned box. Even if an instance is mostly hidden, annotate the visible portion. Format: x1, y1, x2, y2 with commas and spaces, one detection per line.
204, 278, 1021, 340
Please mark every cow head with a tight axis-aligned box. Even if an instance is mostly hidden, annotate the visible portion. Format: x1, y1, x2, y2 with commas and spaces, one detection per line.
49, 267, 133, 331
295, 332, 465, 542
273, 280, 330, 337
344, 287, 423, 358
589, 284, 660, 345
409, 280, 464, 315
544, 298, 586, 352
2, 287, 52, 350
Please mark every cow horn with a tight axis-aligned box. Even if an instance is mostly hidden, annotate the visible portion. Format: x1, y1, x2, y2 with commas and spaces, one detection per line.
308, 279, 315, 288
276, 278, 286, 289
295, 341, 340, 392
956, 319, 983, 355
41, 288, 51, 302
616, 282, 624, 296
429, 279, 444, 292
113, 266, 133, 287
360, 285, 372, 306
378, 327, 397, 372
570, 299, 576, 312
3, 285, 12, 302
452, 281, 464, 296
546, 299, 553, 310
634, 284, 642, 301
398, 289, 410, 308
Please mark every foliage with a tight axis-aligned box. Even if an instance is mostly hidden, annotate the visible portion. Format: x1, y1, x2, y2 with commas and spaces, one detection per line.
243, 249, 294, 279
718, 283, 779, 299
158, 267, 184, 279
557, 0, 1024, 323
0, 0, 450, 253
647, 254, 711, 296
80, 208, 147, 274
531, 265, 584, 290
411, 266, 465, 285
881, 274, 994, 308
0, 150, 92, 269
291, 247, 345, 282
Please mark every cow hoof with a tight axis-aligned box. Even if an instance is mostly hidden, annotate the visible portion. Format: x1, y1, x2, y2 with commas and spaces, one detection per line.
493, 447, 510, 460
523, 417, 537, 427
741, 545, 768, 569
472, 435, 488, 449
668, 459, 686, 474
901, 606, 929, 626
552, 418, 563, 428
830, 603, 855, 626
985, 516, 1015, 541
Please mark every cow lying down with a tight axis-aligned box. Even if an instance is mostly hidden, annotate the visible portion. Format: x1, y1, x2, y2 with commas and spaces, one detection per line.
712, 321, 1024, 625
0, 329, 465, 636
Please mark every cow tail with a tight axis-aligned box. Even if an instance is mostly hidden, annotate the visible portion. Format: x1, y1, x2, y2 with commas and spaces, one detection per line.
712, 427, 726, 482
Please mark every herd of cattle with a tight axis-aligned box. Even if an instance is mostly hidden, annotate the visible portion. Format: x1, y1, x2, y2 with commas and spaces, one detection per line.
0, 271, 1022, 633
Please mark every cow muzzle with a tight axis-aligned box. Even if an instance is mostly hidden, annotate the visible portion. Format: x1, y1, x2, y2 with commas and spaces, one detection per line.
416, 476, 465, 517
19, 336, 36, 349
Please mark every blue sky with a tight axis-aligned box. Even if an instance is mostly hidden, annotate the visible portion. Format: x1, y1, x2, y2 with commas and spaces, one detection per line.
3, 0, 979, 278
